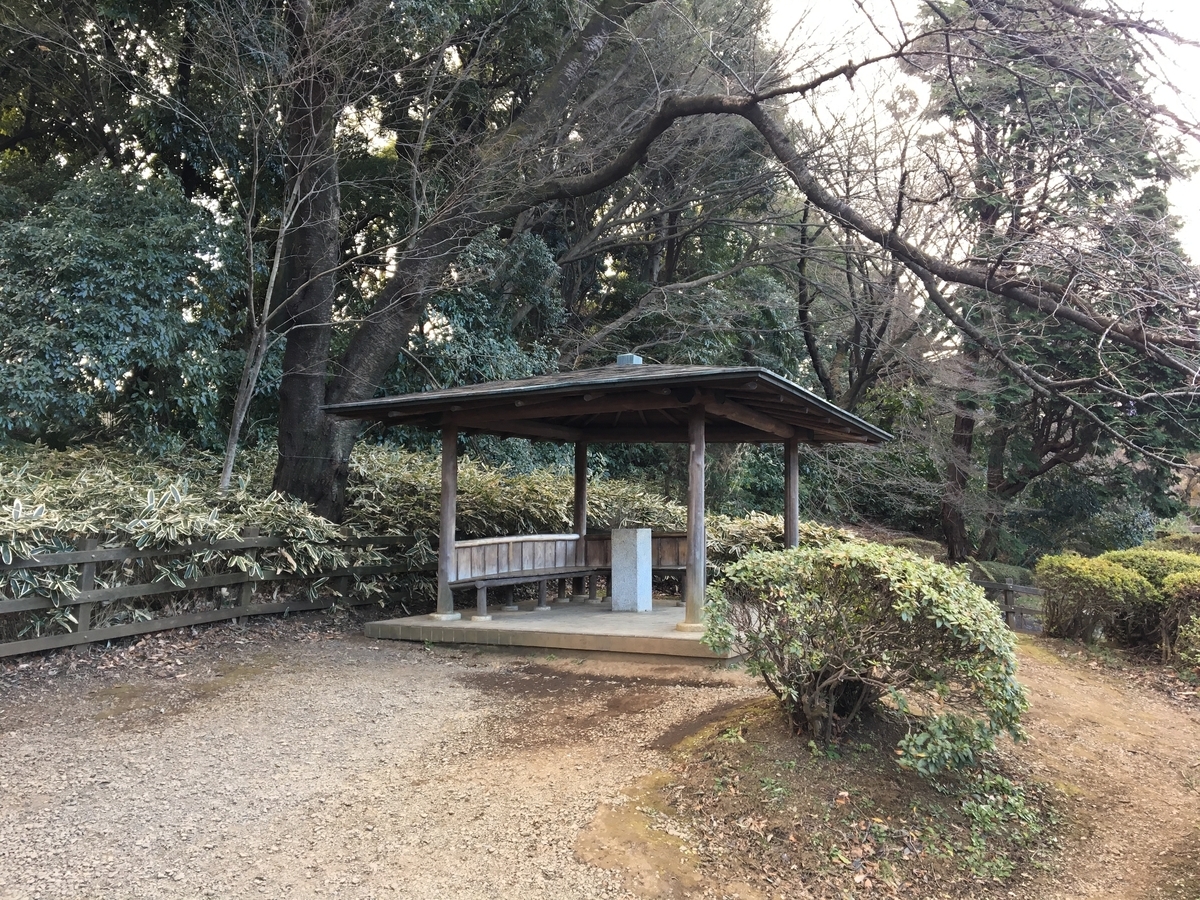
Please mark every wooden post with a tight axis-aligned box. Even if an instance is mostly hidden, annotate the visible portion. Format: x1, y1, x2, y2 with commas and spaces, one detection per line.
472, 584, 490, 621
572, 441, 588, 598
501, 585, 518, 611
679, 408, 706, 632
1004, 578, 1015, 629
75, 537, 99, 633
784, 437, 799, 549
236, 526, 260, 621
434, 426, 461, 619
535, 580, 550, 610
332, 526, 352, 604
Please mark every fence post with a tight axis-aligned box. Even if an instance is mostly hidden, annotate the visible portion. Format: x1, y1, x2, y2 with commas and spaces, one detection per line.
1004, 578, 1015, 629
331, 527, 352, 605
236, 526, 260, 622
74, 537, 99, 633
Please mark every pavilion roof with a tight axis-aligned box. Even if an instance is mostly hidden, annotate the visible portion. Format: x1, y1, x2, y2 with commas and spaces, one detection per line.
323, 364, 891, 444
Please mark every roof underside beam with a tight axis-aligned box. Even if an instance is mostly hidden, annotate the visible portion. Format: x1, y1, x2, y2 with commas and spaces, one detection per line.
458, 424, 828, 444
436, 390, 688, 426
699, 393, 795, 439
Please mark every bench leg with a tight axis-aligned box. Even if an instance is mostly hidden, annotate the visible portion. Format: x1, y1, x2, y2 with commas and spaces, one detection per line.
501, 585, 518, 611
587, 574, 602, 605
472, 584, 491, 621
534, 580, 551, 610
556, 577, 569, 603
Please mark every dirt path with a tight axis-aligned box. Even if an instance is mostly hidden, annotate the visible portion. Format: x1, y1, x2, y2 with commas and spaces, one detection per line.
0, 627, 1197, 900
1009, 640, 1200, 900
0, 632, 760, 900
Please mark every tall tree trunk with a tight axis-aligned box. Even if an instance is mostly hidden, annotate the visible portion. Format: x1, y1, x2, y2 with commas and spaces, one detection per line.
271, 202, 468, 517
941, 408, 976, 561
976, 427, 1011, 561
271, 9, 344, 517
268, 5, 650, 518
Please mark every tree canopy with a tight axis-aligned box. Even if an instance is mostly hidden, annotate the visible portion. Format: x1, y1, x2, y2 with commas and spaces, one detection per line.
2, 0, 1198, 561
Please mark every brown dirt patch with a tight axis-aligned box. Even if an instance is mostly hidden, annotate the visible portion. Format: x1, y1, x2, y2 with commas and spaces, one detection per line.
3, 613, 1198, 900
1005, 637, 1200, 899
587, 636, 1200, 900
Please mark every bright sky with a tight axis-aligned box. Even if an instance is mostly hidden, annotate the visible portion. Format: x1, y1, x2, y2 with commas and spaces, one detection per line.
769, 0, 1200, 255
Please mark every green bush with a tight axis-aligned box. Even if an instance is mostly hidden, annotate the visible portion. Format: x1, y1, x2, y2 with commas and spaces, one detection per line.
1142, 533, 1200, 556
706, 512, 850, 565
1097, 549, 1200, 650
1034, 554, 1155, 643
1161, 570, 1200, 663
1178, 614, 1200, 668
1098, 549, 1200, 589
0, 445, 386, 640
705, 542, 1026, 776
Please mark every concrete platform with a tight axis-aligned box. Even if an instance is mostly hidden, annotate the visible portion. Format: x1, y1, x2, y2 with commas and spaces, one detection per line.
365, 598, 734, 660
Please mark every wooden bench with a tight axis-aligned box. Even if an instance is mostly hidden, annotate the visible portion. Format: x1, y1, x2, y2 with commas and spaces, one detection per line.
449, 534, 607, 619
449, 531, 691, 619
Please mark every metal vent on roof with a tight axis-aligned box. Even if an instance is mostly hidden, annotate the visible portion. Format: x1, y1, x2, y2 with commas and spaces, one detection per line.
616, 353, 643, 366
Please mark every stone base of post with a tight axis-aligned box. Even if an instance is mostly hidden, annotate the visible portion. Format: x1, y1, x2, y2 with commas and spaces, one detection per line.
430, 612, 461, 621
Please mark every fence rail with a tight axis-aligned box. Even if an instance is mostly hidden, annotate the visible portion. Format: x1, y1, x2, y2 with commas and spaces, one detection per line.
0, 533, 429, 659
2, 534, 1049, 659
975, 578, 1044, 632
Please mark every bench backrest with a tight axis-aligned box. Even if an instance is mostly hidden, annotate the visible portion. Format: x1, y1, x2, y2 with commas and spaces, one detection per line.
451, 531, 690, 583
453, 534, 583, 582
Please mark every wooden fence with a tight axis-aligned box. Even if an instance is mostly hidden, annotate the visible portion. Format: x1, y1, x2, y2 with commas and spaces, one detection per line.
1, 532, 1049, 659
975, 578, 1044, 633
0, 533, 429, 659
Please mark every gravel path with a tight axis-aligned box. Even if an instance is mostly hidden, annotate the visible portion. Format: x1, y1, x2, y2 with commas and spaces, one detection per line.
0, 630, 761, 900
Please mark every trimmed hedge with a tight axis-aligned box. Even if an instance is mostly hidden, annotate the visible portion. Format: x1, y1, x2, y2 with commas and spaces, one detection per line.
1143, 533, 1200, 556
1162, 570, 1200, 663
706, 542, 1026, 776
1097, 549, 1200, 652
1036, 549, 1200, 660
1098, 549, 1200, 589
1035, 554, 1155, 643
1, 444, 850, 638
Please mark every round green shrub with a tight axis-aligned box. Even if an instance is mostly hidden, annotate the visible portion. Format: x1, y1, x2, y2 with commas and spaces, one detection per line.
1098, 549, 1200, 589
1161, 570, 1200, 662
1097, 549, 1200, 650
1034, 554, 1155, 643
705, 542, 1027, 776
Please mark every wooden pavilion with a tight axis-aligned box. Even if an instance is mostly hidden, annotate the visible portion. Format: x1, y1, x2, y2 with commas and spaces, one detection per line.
325, 360, 888, 648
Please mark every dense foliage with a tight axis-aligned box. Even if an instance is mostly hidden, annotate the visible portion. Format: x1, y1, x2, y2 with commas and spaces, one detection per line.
1158, 570, 1200, 664
0, 169, 238, 449
1097, 549, 1200, 590
0, 447, 381, 638
1036, 545, 1200, 661
1, 0, 1195, 562
1035, 554, 1156, 644
705, 542, 1026, 775
1177, 609, 1200, 668
0, 443, 826, 638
